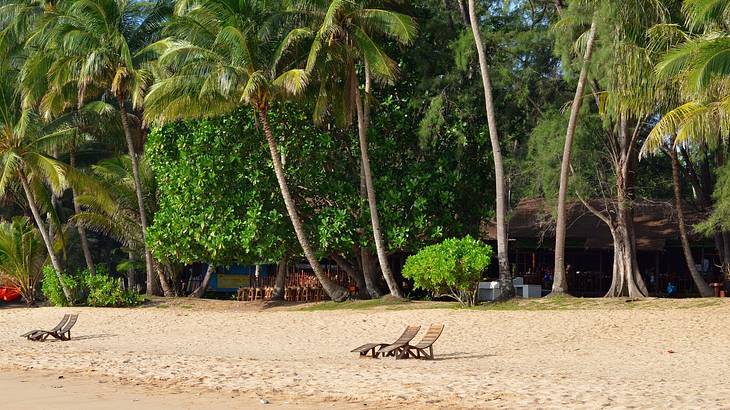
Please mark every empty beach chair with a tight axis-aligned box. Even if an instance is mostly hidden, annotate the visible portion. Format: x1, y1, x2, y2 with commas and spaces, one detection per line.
20, 314, 78, 340
23, 314, 79, 341
351, 325, 421, 358
21, 314, 69, 340
398, 324, 445, 360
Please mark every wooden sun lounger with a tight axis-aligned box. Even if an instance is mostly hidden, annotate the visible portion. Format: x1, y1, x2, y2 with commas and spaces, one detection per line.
370, 325, 423, 358
21, 314, 78, 342
397, 324, 444, 360
350, 325, 421, 358
21, 314, 69, 341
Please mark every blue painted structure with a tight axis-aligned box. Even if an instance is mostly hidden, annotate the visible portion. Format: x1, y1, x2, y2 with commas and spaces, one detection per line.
208, 264, 276, 292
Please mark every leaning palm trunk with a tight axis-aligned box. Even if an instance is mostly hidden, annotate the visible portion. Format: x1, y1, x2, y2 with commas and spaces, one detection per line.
189, 264, 214, 298
360, 247, 384, 298
70, 150, 96, 275
669, 148, 713, 297
468, 0, 514, 298
117, 94, 157, 296
552, 19, 598, 295
257, 107, 348, 302
352, 71, 403, 298
18, 172, 73, 303
156, 262, 175, 297
331, 252, 368, 299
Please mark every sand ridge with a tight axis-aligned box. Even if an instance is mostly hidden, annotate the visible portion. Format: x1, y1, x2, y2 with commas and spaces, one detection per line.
1, 300, 729, 409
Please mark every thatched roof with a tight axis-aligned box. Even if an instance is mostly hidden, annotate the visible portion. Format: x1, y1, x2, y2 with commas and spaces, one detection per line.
481, 198, 709, 251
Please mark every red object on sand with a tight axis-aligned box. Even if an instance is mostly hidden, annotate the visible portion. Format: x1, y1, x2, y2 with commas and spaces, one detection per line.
0, 287, 22, 302
666, 349, 675, 354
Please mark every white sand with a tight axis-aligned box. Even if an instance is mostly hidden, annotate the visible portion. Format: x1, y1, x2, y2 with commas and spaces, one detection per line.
1, 299, 729, 409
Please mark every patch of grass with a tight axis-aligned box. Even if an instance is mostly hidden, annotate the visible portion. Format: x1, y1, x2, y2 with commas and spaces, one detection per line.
672, 298, 725, 309
155, 304, 170, 309
472, 295, 729, 311
300, 296, 458, 311
180, 304, 193, 309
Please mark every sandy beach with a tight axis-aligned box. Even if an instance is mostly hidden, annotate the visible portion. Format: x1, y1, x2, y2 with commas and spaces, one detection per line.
1, 298, 729, 409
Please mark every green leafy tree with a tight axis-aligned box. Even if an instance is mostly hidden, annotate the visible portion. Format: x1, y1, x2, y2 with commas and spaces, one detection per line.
147, 113, 294, 297
402, 236, 491, 306
552, 0, 673, 297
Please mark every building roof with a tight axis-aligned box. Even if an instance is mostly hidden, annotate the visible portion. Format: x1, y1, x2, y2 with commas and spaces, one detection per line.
481, 198, 710, 251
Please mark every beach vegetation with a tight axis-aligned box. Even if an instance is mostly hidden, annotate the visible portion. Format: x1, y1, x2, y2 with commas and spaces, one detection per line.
0, 217, 47, 305
0, 0, 728, 303
402, 236, 492, 306
42, 265, 143, 307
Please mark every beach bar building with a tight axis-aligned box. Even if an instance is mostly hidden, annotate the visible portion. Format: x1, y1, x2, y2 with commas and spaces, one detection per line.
481, 198, 722, 297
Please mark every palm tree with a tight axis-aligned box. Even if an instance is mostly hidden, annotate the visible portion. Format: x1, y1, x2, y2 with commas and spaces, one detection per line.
0, 70, 73, 302
34, 0, 173, 295
71, 155, 174, 294
0, 217, 48, 305
144, 0, 349, 301
551, 4, 598, 295
640, 0, 730, 296
667, 143, 714, 296
466, 0, 514, 299
302, 0, 417, 298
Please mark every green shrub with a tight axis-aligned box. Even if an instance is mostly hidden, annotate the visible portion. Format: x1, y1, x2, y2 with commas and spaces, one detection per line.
81, 270, 143, 307
402, 236, 492, 306
41, 266, 82, 307
42, 266, 142, 307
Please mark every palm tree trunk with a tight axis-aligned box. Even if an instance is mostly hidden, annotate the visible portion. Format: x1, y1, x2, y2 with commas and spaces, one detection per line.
257, 106, 348, 302
189, 264, 214, 298
331, 253, 368, 299
552, 19, 598, 295
156, 262, 175, 297
127, 251, 137, 291
272, 256, 288, 300
70, 149, 96, 275
352, 68, 403, 298
468, 0, 514, 299
18, 172, 73, 303
360, 247, 384, 298
669, 148, 713, 297
117, 94, 157, 296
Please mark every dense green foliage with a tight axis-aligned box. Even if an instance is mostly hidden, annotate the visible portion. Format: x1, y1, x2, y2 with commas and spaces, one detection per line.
42, 266, 143, 307
41, 266, 83, 307
83, 269, 144, 307
1, 0, 729, 301
147, 111, 290, 266
402, 236, 492, 306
